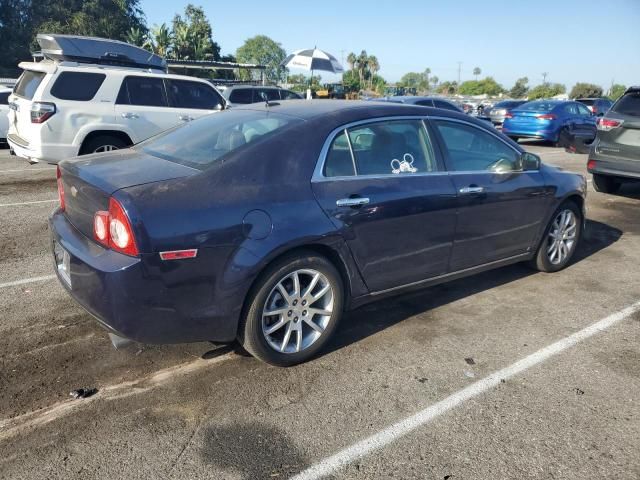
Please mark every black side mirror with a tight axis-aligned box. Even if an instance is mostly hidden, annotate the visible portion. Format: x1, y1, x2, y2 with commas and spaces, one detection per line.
521, 152, 541, 171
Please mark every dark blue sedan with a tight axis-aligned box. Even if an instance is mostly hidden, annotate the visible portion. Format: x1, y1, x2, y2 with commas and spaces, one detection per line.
502, 100, 596, 145
51, 101, 587, 366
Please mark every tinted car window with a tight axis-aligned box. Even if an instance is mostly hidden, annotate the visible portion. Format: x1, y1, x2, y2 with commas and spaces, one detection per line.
518, 101, 556, 112
256, 89, 281, 102
139, 110, 299, 169
576, 103, 591, 116
229, 89, 254, 104
166, 79, 223, 109
433, 99, 460, 111
14, 71, 46, 100
612, 92, 640, 116
324, 131, 355, 177
50, 72, 106, 101
435, 120, 521, 172
346, 120, 437, 176
0, 91, 10, 105
281, 90, 302, 100
564, 104, 578, 115
416, 100, 434, 107
119, 77, 167, 107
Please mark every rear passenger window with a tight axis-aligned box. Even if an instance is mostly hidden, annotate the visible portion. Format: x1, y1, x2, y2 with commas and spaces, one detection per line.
434, 100, 458, 111
434, 120, 521, 172
229, 89, 254, 104
257, 89, 280, 102
416, 100, 433, 107
50, 72, 106, 101
0, 92, 9, 105
281, 90, 301, 100
576, 104, 591, 116
324, 120, 437, 177
117, 77, 167, 107
166, 79, 223, 109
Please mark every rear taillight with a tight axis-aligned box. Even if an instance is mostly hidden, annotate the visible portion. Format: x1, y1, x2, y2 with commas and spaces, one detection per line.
30, 102, 56, 124
505, 112, 514, 119
56, 165, 65, 211
92, 198, 139, 256
587, 159, 596, 170
597, 117, 624, 131
536, 114, 557, 120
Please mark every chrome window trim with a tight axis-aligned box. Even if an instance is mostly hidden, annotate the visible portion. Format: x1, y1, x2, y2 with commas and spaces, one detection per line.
312, 115, 443, 182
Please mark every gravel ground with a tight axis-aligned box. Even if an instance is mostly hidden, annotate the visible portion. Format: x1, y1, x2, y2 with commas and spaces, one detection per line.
0, 141, 638, 480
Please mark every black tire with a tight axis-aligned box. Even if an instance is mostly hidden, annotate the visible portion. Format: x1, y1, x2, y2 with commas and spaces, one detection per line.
238, 251, 344, 367
529, 201, 582, 273
555, 128, 570, 148
508, 136, 519, 143
80, 135, 129, 155
592, 174, 621, 194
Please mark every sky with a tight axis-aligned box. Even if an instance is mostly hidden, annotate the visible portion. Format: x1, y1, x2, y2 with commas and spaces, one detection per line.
140, 0, 640, 90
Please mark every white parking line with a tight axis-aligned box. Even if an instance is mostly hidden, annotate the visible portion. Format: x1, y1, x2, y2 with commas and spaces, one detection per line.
291, 301, 640, 480
0, 199, 57, 208
0, 168, 56, 174
0, 275, 57, 289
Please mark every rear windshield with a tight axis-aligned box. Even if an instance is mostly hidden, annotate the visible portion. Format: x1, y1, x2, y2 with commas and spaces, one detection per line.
517, 101, 556, 112
612, 92, 640, 117
576, 99, 595, 106
495, 101, 522, 108
14, 70, 46, 100
138, 109, 300, 170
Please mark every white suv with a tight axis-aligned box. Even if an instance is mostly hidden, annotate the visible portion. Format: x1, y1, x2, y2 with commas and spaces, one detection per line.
8, 37, 225, 164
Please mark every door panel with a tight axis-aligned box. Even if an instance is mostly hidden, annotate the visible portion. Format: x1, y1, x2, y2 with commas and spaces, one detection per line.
312, 176, 457, 291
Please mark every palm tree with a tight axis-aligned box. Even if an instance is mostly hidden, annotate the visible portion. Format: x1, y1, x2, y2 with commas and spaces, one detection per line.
473, 67, 481, 81
356, 50, 368, 88
346, 52, 357, 71
125, 27, 146, 47
173, 23, 192, 59
431, 75, 439, 89
151, 23, 172, 57
423, 67, 431, 91
368, 55, 379, 89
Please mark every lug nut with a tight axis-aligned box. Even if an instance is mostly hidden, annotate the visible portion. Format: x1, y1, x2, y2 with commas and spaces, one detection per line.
288, 310, 292, 316
302, 310, 307, 316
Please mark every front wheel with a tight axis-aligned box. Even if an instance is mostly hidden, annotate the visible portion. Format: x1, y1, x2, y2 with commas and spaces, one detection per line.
592, 174, 621, 194
530, 202, 582, 273
80, 135, 129, 155
238, 252, 344, 366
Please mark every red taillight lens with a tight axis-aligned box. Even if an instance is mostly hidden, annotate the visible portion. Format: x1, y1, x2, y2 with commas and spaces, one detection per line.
92, 198, 138, 256
587, 159, 596, 170
597, 117, 624, 131
505, 112, 514, 119
31, 102, 56, 124
56, 165, 65, 211
536, 114, 557, 120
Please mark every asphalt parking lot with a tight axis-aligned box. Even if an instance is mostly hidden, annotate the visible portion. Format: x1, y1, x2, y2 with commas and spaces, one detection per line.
0, 142, 639, 479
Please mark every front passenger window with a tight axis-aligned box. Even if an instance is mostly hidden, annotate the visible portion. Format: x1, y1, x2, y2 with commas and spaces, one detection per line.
434, 120, 521, 172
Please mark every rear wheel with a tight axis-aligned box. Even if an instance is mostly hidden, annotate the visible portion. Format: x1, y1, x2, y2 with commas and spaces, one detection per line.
530, 202, 582, 273
592, 174, 621, 194
555, 127, 570, 148
80, 135, 129, 155
508, 136, 519, 143
238, 252, 344, 366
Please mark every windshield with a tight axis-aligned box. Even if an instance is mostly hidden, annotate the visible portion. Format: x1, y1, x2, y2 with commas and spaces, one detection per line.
517, 101, 557, 112
138, 109, 300, 169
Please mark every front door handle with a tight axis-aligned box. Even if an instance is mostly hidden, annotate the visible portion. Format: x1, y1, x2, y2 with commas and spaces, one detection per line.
121, 112, 139, 119
336, 197, 370, 208
459, 186, 484, 194
179, 115, 194, 122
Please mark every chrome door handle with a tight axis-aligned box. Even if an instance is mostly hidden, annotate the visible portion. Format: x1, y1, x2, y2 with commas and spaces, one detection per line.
121, 112, 139, 119
336, 197, 370, 207
459, 186, 484, 194
179, 115, 194, 121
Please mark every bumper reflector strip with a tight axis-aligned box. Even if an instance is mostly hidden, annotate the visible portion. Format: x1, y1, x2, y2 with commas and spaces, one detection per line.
159, 249, 198, 261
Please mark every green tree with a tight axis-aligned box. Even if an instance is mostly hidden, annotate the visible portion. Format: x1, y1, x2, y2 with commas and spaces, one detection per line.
149, 23, 172, 57
125, 26, 146, 47
368, 55, 380, 89
608, 84, 626, 101
439, 81, 457, 94
569, 82, 603, 99
473, 67, 481, 81
400, 72, 424, 89
170, 4, 220, 60
424, 67, 431, 91
430, 75, 439, 89
509, 77, 529, 98
236, 35, 287, 83
527, 83, 566, 100
458, 77, 504, 96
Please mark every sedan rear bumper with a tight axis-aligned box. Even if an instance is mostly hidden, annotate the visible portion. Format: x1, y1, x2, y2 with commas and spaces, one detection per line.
588, 155, 640, 180
501, 127, 557, 141
49, 209, 240, 344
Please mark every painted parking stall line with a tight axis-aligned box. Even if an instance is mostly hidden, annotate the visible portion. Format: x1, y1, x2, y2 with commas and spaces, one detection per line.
0, 275, 57, 289
290, 301, 640, 480
0, 199, 57, 208
0, 168, 56, 174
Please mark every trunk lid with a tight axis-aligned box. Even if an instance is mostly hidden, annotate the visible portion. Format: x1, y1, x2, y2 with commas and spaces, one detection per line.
60, 149, 199, 239
596, 91, 640, 162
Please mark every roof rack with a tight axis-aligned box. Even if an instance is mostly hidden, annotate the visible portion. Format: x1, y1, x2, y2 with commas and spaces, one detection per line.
36, 33, 166, 72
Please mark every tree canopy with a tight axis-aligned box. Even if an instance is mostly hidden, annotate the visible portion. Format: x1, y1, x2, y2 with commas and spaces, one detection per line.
342, 50, 385, 94
569, 82, 603, 99
458, 77, 504, 96
608, 84, 626, 101
236, 35, 287, 83
527, 83, 566, 100
509, 77, 529, 98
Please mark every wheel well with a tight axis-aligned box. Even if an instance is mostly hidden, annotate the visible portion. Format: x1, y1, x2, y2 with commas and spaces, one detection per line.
564, 194, 584, 215
79, 130, 133, 154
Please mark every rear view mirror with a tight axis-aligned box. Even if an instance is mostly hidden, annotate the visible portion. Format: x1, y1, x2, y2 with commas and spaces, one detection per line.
521, 152, 541, 171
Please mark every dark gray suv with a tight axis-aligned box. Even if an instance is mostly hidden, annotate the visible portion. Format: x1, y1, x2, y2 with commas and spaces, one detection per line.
588, 87, 640, 193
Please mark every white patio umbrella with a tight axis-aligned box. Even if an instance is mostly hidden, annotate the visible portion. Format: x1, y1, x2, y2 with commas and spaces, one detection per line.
281, 47, 344, 98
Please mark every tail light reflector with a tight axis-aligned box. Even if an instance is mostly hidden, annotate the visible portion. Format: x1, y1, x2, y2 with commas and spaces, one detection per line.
536, 114, 557, 120
597, 117, 624, 131
31, 102, 56, 124
92, 198, 139, 256
159, 249, 198, 261
56, 166, 65, 211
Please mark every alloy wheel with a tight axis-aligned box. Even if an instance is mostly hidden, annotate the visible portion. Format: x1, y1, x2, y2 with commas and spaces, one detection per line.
546, 209, 577, 265
261, 269, 334, 354
94, 144, 119, 153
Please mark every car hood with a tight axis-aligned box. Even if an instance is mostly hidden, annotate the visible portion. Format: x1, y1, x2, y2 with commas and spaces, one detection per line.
60, 148, 199, 195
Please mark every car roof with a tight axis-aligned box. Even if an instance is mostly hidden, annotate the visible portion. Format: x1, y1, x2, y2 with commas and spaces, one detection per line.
226, 85, 283, 90
232, 99, 473, 122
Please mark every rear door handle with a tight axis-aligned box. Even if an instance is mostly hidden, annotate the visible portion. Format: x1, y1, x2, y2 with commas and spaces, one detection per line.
336, 197, 370, 207
459, 186, 484, 194
121, 112, 139, 119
